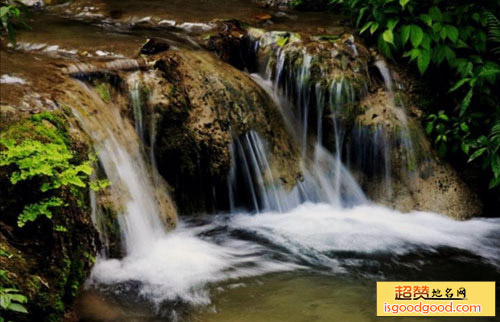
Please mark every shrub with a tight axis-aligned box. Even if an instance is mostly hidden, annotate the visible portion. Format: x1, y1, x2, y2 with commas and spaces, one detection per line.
0, 112, 109, 228
0, 0, 29, 44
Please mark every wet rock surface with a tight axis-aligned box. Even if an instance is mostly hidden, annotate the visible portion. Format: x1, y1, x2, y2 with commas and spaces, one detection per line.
148, 49, 301, 213
239, 26, 482, 219
139, 38, 170, 55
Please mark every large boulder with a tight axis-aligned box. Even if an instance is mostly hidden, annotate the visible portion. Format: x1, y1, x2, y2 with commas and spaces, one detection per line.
230, 27, 483, 219
354, 89, 482, 219
142, 49, 301, 213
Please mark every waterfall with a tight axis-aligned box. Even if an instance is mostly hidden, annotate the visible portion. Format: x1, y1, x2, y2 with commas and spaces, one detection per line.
68, 78, 298, 308
70, 80, 176, 256
250, 35, 424, 202
66, 49, 500, 315
225, 46, 370, 214
128, 73, 145, 141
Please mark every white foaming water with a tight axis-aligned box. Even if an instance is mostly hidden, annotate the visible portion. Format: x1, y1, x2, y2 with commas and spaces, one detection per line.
89, 203, 500, 307
90, 222, 300, 306
229, 203, 500, 264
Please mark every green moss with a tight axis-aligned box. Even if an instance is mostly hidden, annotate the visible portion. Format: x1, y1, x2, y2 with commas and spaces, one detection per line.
0, 111, 96, 228
95, 83, 111, 103
0, 111, 101, 321
2, 111, 70, 146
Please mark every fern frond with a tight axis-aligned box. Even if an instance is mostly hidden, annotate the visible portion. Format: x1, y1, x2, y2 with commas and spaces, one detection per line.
485, 11, 500, 56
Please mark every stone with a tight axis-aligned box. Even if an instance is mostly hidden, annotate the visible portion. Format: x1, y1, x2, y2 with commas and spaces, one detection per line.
140, 38, 170, 55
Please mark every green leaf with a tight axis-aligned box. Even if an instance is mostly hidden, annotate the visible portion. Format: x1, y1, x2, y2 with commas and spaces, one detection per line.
489, 175, 500, 188
399, 0, 410, 8
55, 225, 68, 232
429, 6, 443, 22
360, 21, 372, 34
0, 294, 10, 309
460, 87, 474, 116
421, 34, 431, 50
9, 294, 27, 304
432, 22, 442, 33
445, 25, 459, 43
444, 45, 456, 64
276, 36, 289, 47
382, 29, 394, 44
387, 18, 399, 31
370, 22, 379, 34
410, 25, 423, 47
449, 78, 470, 92
468, 147, 487, 162
419, 14, 432, 27
377, 34, 393, 58
405, 48, 420, 61
7, 302, 28, 313
89, 179, 111, 191
438, 113, 449, 121
356, 7, 368, 27
426, 121, 434, 134
401, 25, 411, 45
461, 142, 470, 154
460, 122, 470, 132
417, 49, 430, 74
440, 26, 447, 40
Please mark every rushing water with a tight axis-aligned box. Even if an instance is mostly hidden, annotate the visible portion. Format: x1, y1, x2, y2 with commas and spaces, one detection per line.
83, 48, 499, 321
84, 202, 500, 321
3, 2, 499, 321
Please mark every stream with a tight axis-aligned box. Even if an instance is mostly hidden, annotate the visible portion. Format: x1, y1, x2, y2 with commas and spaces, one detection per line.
1, 1, 499, 321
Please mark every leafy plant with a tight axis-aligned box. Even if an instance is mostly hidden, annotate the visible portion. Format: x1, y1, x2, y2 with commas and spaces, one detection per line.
0, 287, 28, 315
0, 112, 109, 227
323, 0, 500, 188
0, 0, 29, 44
485, 11, 500, 56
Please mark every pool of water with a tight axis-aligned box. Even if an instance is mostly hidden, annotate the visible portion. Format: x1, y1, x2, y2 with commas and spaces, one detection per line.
78, 203, 500, 321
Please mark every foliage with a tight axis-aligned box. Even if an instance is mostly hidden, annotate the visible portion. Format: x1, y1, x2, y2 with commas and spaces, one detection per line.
0, 0, 28, 44
485, 11, 500, 57
319, 0, 500, 188
0, 112, 109, 228
0, 269, 28, 318
0, 287, 28, 316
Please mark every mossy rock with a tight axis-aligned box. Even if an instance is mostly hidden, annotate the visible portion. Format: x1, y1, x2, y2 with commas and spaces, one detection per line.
0, 111, 100, 321
142, 49, 301, 213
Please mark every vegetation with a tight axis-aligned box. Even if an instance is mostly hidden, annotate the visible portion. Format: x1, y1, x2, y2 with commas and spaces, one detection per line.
0, 0, 28, 44
0, 112, 108, 228
0, 268, 28, 321
293, 0, 500, 188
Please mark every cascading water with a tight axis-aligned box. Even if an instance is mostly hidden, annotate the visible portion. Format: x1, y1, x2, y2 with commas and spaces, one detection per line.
69, 38, 499, 320
250, 34, 424, 202
3, 3, 499, 321
127, 72, 145, 141
70, 80, 175, 255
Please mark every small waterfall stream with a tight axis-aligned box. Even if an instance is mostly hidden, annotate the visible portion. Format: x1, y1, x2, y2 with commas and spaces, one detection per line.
71, 81, 175, 256
64, 31, 500, 321
1, 3, 498, 321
